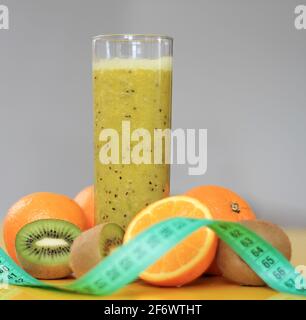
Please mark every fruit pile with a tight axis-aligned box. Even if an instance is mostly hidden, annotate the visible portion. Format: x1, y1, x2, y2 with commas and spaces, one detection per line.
2, 185, 292, 288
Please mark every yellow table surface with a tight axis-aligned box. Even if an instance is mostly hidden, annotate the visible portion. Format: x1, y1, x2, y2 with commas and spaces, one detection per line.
1, 229, 305, 300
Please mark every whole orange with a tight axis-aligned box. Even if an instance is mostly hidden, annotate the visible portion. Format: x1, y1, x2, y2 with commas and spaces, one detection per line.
3, 192, 87, 263
186, 185, 256, 275
186, 185, 256, 221
74, 185, 95, 229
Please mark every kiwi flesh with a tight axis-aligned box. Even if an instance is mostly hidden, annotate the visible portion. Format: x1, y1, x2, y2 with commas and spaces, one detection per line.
216, 220, 292, 286
15, 219, 81, 279
70, 223, 124, 278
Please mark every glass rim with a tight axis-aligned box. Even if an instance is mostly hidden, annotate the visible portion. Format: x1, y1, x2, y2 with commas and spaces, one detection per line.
92, 34, 173, 42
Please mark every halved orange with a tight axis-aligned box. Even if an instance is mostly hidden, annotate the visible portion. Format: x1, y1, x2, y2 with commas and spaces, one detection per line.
124, 196, 218, 287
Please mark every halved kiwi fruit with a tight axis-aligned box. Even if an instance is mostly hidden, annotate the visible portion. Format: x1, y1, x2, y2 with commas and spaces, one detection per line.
15, 219, 81, 279
70, 223, 124, 278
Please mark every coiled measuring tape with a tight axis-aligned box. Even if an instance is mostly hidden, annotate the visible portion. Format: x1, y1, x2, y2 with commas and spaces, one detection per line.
0, 218, 305, 296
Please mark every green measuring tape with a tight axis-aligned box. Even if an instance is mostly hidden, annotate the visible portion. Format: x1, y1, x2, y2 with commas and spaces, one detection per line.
0, 218, 305, 296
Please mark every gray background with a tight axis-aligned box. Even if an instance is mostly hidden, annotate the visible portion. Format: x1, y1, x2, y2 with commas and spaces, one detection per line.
0, 0, 305, 226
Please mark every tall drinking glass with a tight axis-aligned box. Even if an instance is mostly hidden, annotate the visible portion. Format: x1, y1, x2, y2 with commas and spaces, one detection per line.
93, 34, 173, 229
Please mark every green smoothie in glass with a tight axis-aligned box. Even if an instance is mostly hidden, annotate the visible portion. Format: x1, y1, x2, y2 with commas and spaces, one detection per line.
93, 35, 173, 229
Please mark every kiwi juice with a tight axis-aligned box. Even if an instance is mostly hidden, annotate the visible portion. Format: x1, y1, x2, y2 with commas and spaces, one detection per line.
94, 57, 172, 229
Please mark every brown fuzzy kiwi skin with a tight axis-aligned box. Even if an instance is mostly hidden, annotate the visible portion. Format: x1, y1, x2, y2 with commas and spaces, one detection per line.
69, 224, 104, 278
16, 255, 71, 280
69, 223, 124, 278
216, 220, 292, 286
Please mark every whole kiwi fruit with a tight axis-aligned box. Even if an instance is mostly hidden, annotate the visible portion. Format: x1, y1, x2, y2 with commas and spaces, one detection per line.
216, 220, 292, 286
15, 219, 81, 279
69, 222, 124, 278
